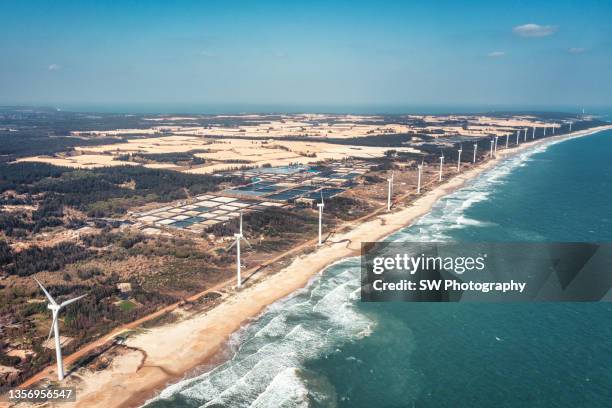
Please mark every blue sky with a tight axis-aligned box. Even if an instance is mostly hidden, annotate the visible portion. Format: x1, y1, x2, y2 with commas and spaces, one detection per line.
1, 0, 611, 111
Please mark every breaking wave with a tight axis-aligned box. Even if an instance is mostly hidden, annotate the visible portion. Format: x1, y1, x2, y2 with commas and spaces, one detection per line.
145, 258, 368, 407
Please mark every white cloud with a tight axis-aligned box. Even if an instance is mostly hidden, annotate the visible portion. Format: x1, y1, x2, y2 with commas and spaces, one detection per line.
568, 47, 587, 54
48, 64, 62, 71
487, 51, 506, 58
512, 23, 557, 38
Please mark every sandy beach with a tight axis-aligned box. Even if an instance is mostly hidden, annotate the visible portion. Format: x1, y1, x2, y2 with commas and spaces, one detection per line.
8, 125, 611, 408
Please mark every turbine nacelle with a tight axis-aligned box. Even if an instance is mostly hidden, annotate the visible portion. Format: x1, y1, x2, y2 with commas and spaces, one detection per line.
47, 303, 60, 312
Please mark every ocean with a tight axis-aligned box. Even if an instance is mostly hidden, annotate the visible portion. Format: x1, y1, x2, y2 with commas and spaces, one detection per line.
145, 129, 612, 408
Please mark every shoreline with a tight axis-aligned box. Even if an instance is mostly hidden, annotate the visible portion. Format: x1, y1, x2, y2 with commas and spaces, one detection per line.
15, 125, 612, 407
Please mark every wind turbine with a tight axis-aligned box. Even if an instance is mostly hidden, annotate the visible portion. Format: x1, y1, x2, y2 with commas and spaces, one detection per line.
472, 143, 478, 164
317, 192, 325, 246
456, 147, 463, 172
543, 126, 547, 137
387, 171, 394, 211
438, 154, 444, 182
489, 139, 494, 158
494, 136, 499, 156
532, 127, 535, 139
516, 130, 520, 145
417, 161, 423, 194
34, 278, 85, 381
228, 211, 251, 287
523, 128, 528, 142
552, 124, 555, 134
505, 133, 509, 149
569, 122, 572, 132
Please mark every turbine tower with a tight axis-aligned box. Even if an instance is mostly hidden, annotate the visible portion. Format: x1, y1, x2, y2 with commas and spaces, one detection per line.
317, 192, 325, 245
494, 136, 499, 156
438, 154, 444, 182
228, 211, 251, 287
505, 133, 509, 149
569, 122, 572, 132
34, 278, 85, 381
456, 147, 462, 172
516, 130, 520, 145
489, 139, 494, 158
532, 127, 535, 139
552, 124, 555, 134
543, 126, 547, 136
472, 143, 477, 164
417, 161, 423, 194
387, 171, 394, 211
524, 128, 528, 142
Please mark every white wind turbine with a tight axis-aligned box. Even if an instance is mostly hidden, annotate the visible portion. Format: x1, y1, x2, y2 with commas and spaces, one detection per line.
228, 211, 251, 288
472, 143, 478, 164
417, 161, 424, 194
387, 171, 394, 211
438, 153, 444, 181
569, 121, 573, 132
516, 130, 520, 145
552, 124, 556, 134
456, 147, 463, 172
317, 192, 325, 246
532, 127, 536, 139
489, 139, 494, 158
543, 126, 547, 136
524, 127, 528, 142
505, 133, 509, 149
34, 278, 85, 381
494, 136, 499, 155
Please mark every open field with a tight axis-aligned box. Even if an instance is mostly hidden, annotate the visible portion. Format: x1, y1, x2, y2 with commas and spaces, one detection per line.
13, 113, 574, 173
17, 135, 420, 172
69, 113, 561, 140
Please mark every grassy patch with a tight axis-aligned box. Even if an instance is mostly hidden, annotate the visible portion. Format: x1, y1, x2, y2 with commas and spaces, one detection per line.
118, 300, 137, 312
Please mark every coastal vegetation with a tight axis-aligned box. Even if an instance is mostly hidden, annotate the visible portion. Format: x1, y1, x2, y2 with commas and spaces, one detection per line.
0, 162, 241, 219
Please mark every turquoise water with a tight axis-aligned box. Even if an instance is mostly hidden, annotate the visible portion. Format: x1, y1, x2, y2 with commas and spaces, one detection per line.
146, 129, 612, 407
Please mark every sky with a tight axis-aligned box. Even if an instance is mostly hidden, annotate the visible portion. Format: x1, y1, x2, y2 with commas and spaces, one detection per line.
1, 0, 611, 112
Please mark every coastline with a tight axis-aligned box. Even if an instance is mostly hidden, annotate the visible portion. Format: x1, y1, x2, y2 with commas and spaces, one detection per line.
16, 125, 612, 408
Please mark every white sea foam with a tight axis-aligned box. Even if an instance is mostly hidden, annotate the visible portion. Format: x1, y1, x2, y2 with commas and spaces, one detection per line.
145, 260, 370, 407
249, 367, 310, 408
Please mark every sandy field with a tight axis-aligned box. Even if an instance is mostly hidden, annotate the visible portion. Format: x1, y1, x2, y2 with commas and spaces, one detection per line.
67, 114, 560, 141
8, 125, 609, 408
16, 114, 568, 173
17, 136, 421, 172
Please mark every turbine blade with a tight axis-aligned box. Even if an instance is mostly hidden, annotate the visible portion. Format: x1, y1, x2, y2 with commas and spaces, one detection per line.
243, 237, 252, 248
34, 277, 57, 306
60, 294, 86, 309
226, 240, 237, 250
47, 312, 58, 342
